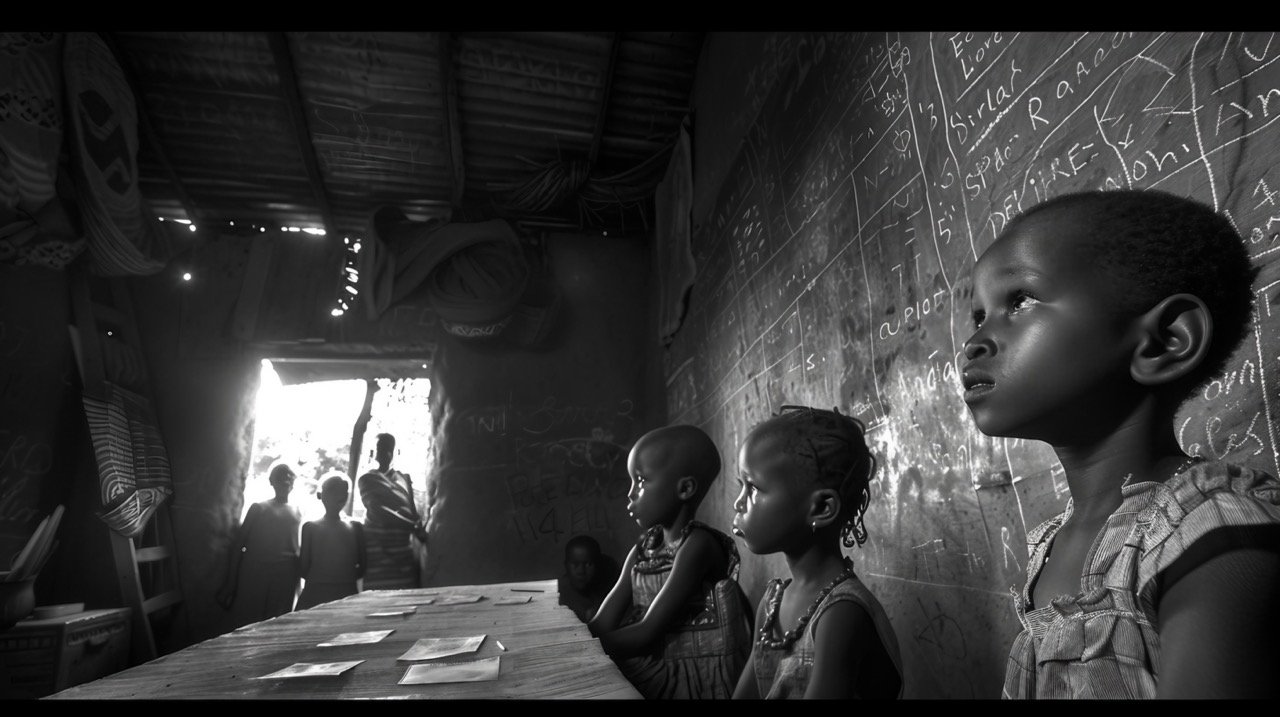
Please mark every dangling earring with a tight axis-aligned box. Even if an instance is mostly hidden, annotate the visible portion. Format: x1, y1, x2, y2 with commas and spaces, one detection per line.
811, 520, 817, 533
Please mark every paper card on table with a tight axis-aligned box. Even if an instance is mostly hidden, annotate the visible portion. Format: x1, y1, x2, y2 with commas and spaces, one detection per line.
255, 660, 364, 679
399, 657, 501, 685
397, 635, 486, 661
317, 630, 394, 647
367, 606, 418, 618
492, 595, 531, 605
434, 594, 484, 605
392, 598, 435, 607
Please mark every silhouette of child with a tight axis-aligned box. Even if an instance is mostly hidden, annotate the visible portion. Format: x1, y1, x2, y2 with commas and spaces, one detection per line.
589, 424, 752, 699
557, 534, 619, 623
732, 405, 903, 699
217, 463, 302, 627
962, 189, 1280, 698
296, 473, 367, 610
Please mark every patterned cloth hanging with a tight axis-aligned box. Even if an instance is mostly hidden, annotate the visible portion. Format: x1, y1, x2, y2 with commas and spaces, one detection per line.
0, 32, 86, 270
82, 381, 173, 538
63, 31, 166, 276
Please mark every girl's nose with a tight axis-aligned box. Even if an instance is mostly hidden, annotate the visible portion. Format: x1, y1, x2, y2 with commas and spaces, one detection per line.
963, 331, 992, 360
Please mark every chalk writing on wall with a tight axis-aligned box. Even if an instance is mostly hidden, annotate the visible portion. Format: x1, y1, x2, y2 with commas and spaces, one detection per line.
448, 397, 636, 548
677, 31, 1280, 698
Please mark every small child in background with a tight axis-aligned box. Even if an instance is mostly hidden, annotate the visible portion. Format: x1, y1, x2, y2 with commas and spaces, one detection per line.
961, 189, 1280, 698
731, 405, 903, 699
557, 534, 619, 623
589, 424, 753, 699
296, 473, 367, 611
216, 463, 302, 628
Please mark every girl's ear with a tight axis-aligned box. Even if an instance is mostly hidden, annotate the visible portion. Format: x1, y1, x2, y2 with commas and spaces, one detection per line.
809, 488, 841, 529
676, 476, 698, 501
1130, 293, 1212, 386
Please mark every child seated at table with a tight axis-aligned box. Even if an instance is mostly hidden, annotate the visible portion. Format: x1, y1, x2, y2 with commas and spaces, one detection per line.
557, 534, 620, 622
589, 424, 753, 699
296, 473, 367, 610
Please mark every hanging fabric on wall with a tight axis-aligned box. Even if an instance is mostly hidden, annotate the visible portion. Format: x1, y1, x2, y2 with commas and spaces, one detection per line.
82, 380, 173, 539
0, 32, 85, 270
63, 31, 166, 276
653, 116, 696, 345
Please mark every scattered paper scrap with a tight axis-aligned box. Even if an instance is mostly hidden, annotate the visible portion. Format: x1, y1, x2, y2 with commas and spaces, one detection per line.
255, 661, 364, 679
434, 594, 484, 605
399, 657, 501, 685
368, 606, 418, 618
317, 630, 394, 647
392, 598, 435, 607
492, 595, 531, 605
398, 635, 486, 661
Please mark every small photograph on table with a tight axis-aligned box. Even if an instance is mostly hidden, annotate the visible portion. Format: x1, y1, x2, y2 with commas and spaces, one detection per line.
400, 657, 501, 685
398, 635, 486, 661
255, 661, 364, 679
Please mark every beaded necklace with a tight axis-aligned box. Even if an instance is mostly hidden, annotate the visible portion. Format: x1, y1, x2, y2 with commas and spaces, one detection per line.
758, 557, 856, 650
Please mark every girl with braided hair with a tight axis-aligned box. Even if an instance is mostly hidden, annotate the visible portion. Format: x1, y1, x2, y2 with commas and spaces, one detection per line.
731, 405, 903, 699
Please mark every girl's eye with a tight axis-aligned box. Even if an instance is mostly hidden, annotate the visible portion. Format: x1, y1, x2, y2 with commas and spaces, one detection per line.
1010, 290, 1038, 312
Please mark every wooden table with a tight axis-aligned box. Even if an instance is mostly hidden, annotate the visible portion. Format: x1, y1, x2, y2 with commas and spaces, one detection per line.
46, 579, 641, 699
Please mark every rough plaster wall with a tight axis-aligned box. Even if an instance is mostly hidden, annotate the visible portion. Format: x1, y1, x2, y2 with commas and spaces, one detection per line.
422, 233, 659, 587
132, 236, 261, 647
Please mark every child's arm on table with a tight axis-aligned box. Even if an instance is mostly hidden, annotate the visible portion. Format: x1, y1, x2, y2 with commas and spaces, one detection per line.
589, 545, 638, 636
594, 529, 721, 658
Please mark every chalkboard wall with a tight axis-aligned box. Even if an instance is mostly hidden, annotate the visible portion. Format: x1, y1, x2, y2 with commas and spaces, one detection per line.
676, 31, 1280, 698
0, 265, 78, 580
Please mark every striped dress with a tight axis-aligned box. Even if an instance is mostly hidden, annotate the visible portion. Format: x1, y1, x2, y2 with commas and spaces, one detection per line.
1002, 459, 1280, 698
614, 521, 753, 699
358, 468, 421, 589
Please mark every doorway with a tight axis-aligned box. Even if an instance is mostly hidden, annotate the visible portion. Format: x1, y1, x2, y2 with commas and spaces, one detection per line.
243, 359, 433, 524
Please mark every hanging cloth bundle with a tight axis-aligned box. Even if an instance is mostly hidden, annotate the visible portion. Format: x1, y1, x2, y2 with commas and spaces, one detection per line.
360, 206, 537, 341
63, 32, 166, 276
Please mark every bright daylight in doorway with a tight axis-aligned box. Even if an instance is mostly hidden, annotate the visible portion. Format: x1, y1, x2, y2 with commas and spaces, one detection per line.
243, 360, 433, 524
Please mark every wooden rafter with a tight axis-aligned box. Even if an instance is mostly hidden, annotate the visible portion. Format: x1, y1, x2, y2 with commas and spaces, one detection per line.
99, 32, 203, 229
438, 32, 466, 211
266, 32, 337, 237
587, 32, 622, 169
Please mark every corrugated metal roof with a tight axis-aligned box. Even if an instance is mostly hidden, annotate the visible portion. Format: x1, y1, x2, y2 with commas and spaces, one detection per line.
108, 30, 703, 240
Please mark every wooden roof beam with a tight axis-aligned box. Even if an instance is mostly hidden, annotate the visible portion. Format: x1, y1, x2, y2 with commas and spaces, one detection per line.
266, 32, 338, 237
587, 32, 622, 169
99, 32, 204, 231
439, 32, 466, 212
